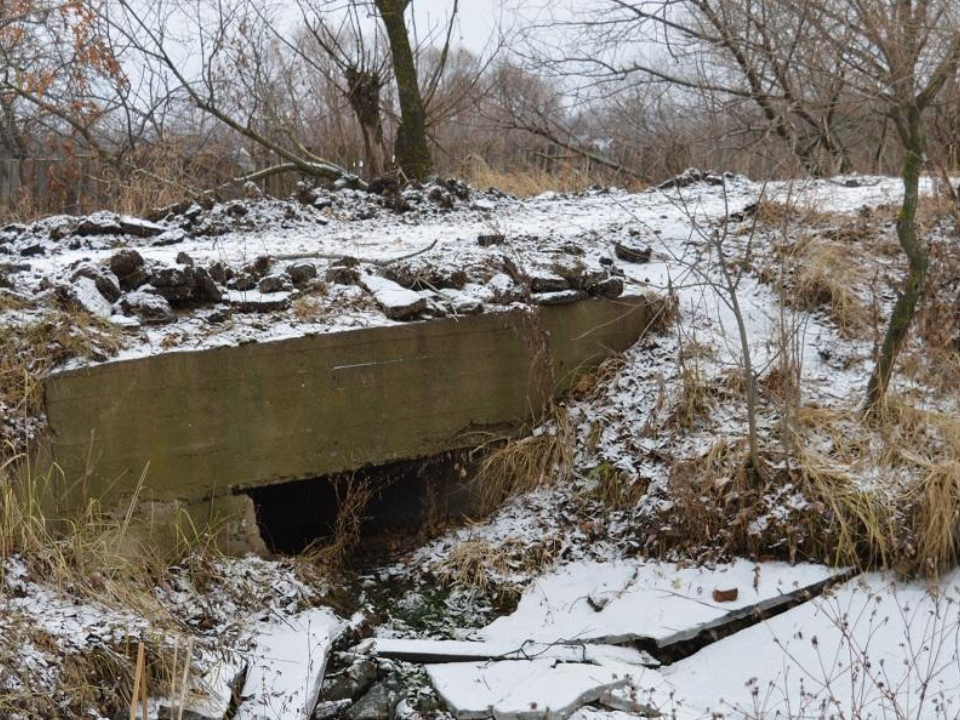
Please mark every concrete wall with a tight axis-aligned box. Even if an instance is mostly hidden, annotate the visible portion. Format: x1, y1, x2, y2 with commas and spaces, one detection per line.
44, 296, 654, 506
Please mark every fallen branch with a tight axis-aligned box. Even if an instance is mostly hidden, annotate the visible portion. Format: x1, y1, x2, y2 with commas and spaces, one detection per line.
273, 238, 439, 266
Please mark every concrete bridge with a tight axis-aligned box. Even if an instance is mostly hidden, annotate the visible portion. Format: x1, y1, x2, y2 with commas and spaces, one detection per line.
43, 294, 660, 552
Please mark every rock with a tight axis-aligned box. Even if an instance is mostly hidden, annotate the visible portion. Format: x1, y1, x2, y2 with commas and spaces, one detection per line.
258, 274, 290, 294
471, 198, 496, 211
657, 168, 726, 190
614, 242, 652, 264
477, 233, 505, 247
529, 273, 570, 293
383, 262, 467, 291
315, 700, 353, 720
176, 251, 195, 266
57, 277, 113, 319
345, 679, 401, 720
152, 228, 187, 246
590, 277, 623, 299
208, 262, 231, 285
118, 215, 166, 237
244, 255, 273, 278
439, 289, 483, 315
117, 289, 176, 324
146, 264, 222, 305
361, 275, 427, 321
109, 249, 147, 290
192, 267, 223, 303
19, 243, 44, 257
323, 656, 378, 702
560, 241, 584, 255
287, 261, 318, 287
150, 265, 193, 302
326, 258, 362, 286
231, 272, 258, 292
70, 263, 122, 302
428, 186, 454, 209
76, 213, 165, 237
535, 289, 586, 305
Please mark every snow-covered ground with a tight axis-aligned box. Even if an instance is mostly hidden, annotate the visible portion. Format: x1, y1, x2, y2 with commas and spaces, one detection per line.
2, 170, 959, 719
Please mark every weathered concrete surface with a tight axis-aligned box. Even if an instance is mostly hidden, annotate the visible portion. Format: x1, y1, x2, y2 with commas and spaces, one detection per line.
44, 295, 655, 505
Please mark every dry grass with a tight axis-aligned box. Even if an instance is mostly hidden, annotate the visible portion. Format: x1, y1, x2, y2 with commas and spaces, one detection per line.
0, 308, 123, 448
474, 405, 575, 514
785, 238, 873, 335
432, 534, 561, 597
586, 460, 648, 510
461, 155, 646, 197
660, 395, 960, 576
305, 476, 373, 568
0, 454, 200, 718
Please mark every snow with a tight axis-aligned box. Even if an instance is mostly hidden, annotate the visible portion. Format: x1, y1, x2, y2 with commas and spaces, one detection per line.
661, 571, 960, 719
480, 559, 843, 648
236, 607, 345, 720
426, 659, 663, 720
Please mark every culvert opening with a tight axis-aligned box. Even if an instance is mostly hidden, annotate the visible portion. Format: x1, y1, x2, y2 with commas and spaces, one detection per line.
244, 450, 480, 556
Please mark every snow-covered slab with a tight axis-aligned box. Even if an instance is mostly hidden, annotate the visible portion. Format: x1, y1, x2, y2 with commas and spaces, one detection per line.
356, 637, 657, 667
662, 571, 960, 719
361, 274, 427, 320
480, 559, 846, 648
158, 653, 245, 720
236, 607, 345, 720
426, 659, 663, 720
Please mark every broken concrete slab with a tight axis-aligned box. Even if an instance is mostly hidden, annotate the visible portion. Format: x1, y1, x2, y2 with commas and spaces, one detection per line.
479, 559, 845, 650
236, 607, 344, 720
158, 653, 245, 720
426, 659, 661, 720
361, 275, 427, 321
355, 638, 656, 667
59, 277, 113, 319
224, 289, 292, 313
613, 242, 651, 264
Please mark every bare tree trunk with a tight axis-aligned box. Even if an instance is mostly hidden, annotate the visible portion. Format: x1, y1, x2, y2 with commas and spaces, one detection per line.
864, 106, 929, 412
375, 0, 432, 180
345, 67, 388, 178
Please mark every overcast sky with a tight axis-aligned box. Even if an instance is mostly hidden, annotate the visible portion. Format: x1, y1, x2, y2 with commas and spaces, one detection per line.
410, 0, 505, 54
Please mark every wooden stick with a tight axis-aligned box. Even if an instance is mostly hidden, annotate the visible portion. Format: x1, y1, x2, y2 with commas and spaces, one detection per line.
130, 642, 146, 720
177, 637, 194, 720
141, 647, 149, 720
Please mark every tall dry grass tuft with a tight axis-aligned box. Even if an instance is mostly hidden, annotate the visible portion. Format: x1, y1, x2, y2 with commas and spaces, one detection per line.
306, 476, 373, 569
784, 239, 873, 335
474, 405, 574, 514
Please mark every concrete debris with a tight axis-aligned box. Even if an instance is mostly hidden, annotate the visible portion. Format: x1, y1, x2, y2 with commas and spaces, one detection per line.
157, 654, 245, 720
225, 289, 292, 313
117, 289, 176, 324
479, 559, 845, 650
57, 277, 113, 319
613, 242, 652, 264
361, 275, 427, 321
344, 678, 402, 720
534, 289, 586, 305
425, 660, 658, 720
354, 638, 657, 668
322, 655, 378, 701
236, 607, 344, 720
